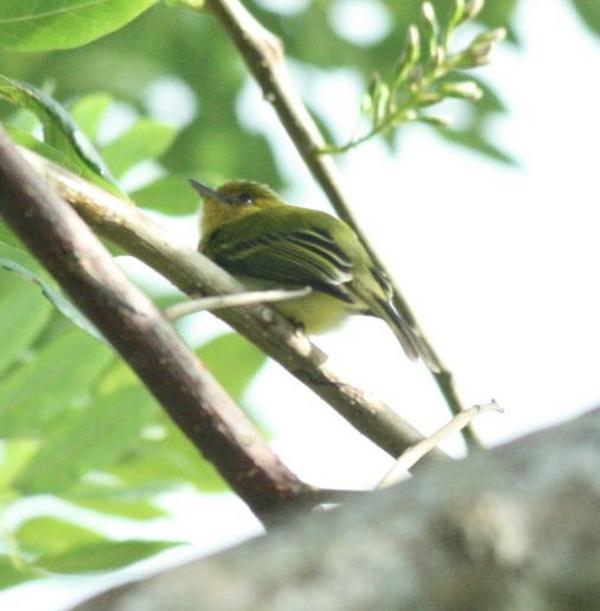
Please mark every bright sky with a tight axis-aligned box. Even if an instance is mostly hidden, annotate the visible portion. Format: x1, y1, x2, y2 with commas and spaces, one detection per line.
3, 0, 600, 608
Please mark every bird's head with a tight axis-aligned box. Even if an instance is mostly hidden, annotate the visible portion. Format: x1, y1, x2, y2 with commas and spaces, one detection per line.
190, 179, 283, 237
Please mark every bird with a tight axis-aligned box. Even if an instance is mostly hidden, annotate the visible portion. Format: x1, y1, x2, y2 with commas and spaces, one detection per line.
190, 178, 437, 371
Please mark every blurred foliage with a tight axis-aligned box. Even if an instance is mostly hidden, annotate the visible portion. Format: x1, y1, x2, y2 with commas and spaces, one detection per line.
0, 0, 597, 185
0, 0, 522, 194
0, 67, 265, 590
571, 0, 600, 34
320, 2, 508, 155
0, 2, 279, 188
255, 0, 517, 162
0, 264, 265, 586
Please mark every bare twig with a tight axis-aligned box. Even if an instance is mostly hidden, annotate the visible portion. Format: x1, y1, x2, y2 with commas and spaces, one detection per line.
20, 147, 448, 465
0, 128, 309, 526
165, 287, 311, 321
204, 0, 481, 447
378, 400, 503, 488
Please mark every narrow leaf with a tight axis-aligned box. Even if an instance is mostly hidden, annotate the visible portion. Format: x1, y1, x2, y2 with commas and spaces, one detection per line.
197, 332, 267, 403
0, 222, 23, 250
38, 540, 179, 574
4, 125, 84, 176
69, 93, 113, 141
0, 257, 103, 341
110, 418, 227, 493
16, 516, 106, 558
439, 127, 516, 165
14, 386, 156, 493
65, 483, 168, 520
0, 75, 121, 194
571, 0, 600, 35
0, 327, 113, 438
0, 271, 52, 376
0, 556, 40, 589
0, 439, 38, 490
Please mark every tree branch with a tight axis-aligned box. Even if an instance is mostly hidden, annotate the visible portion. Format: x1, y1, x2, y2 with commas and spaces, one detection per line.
0, 128, 308, 526
204, 0, 481, 447
22, 147, 448, 465
72, 407, 600, 611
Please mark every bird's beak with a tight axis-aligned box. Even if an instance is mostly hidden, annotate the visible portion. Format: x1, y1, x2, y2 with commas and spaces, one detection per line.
189, 179, 235, 205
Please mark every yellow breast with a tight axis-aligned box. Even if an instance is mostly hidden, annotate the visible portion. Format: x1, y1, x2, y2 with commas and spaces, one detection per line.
273, 290, 354, 333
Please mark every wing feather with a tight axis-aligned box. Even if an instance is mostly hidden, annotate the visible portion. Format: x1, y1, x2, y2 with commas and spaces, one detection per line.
203, 209, 356, 302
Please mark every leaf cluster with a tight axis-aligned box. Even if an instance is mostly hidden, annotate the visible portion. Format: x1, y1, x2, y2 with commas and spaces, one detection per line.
0, 248, 266, 586
321, 0, 507, 155
0, 36, 270, 586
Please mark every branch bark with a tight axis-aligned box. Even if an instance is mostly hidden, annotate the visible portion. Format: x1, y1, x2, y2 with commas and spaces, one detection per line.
205, 0, 480, 447
21, 147, 448, 465
0, 128, 308, 526
72, 408, 600, 611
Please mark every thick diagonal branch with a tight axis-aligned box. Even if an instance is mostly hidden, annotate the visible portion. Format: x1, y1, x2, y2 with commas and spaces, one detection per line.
0, 128, 308, 526
21, 147, 447, 465
205, 0, 480, 446
73, 408, 600, 611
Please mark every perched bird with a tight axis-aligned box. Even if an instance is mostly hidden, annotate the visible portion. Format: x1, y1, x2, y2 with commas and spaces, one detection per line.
191, 179, 436, 370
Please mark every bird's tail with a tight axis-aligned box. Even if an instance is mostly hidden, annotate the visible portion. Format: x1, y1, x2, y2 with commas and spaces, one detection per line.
372, 296, 441, 373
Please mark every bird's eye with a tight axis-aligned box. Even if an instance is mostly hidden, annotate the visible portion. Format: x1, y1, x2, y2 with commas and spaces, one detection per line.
237, 192, 254, 205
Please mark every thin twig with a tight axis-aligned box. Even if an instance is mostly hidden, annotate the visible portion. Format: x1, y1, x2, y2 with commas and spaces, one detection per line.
165, 287, 311, 321
0, 129, 309, 526
21, 147, 449, 466
204, 0, 482, 447
378, 400, 503, 488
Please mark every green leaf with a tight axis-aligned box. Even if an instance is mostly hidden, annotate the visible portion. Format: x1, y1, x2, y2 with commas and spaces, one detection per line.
101, 119, 178, 178
65, 482, 167, 520
0, 327, 114, 438
4, 107, 39, 133
16, 516, 106, 557
69, 93, 113, 141
14, 386, 156, 494
438, 127, 517, 166
0, 221, 23, 250
131, 175, 199, 215
0, 76, 115, 181
0, 555, 40, 589
197, 332, 266, 403
38, 539, 179, 574
0, 271, 52, 376
4, 125, 84, 176
111, 418, 227, 493
96, 359, 140, 395
477, 0, 519, 39
0, 1, 158, 52
0, 439, 38, 490
96, 361, 226, 492
0, 257, 103, 341
571, 0, 600, 34
0, 239, 42, 270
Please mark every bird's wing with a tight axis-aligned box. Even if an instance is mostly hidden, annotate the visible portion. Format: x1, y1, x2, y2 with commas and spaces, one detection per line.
202, 209, 356, 302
